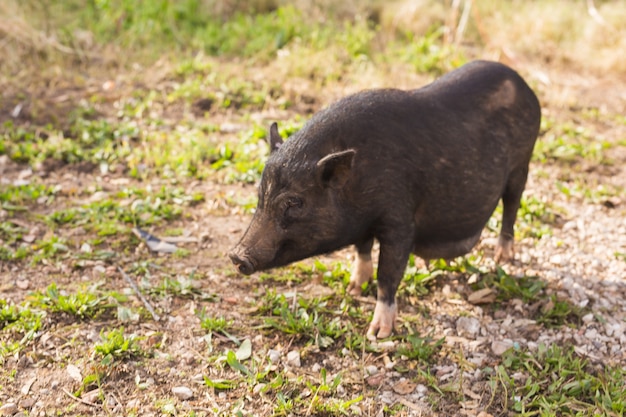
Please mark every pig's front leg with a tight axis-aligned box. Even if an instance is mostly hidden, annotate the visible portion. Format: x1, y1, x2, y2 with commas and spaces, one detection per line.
347, 238, 374, 296
367, 237, 412, 340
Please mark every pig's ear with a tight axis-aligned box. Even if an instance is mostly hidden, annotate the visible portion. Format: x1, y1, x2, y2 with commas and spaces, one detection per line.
316, 149, 356, 189
268, 122, 283, 154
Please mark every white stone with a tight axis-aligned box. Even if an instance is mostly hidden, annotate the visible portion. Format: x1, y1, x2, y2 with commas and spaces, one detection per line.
365, 365, 378, 376
491, 340, 514, 356
172, 386, 193, 400
286, 350, 301, 367
268, 349, 281, 364
456, 317, 481, 339
0, 403, 17, 416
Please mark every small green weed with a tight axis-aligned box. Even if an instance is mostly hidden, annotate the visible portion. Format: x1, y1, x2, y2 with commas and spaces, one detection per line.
262, 293, 347, 348
0, 301, 44, 361
393, 28, 465, 75
472, 267, 545, 303
30, 235, 70, 264
94, 327, 147, 365
492, 344, 626, 414
396, 332, 445, 363
533, 120, 613, 165
32, 283, 116, 319
47, 186, 196, 237
399, 254, 443, 297
537, 295, 586, 327
197, 309, 232, 335
488, 196, 560, 239
0, 183, 57, 206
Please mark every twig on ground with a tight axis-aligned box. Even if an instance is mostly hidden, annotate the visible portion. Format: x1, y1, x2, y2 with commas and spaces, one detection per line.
118, 266, 161, 321
61, 388, 100, 408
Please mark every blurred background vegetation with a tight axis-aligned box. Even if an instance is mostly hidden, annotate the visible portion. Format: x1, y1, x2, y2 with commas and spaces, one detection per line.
2, 0, 625, 74
0, 0, 625, 180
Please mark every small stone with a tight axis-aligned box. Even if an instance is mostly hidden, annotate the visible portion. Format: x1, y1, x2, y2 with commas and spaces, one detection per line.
253, 383, 266, 394
0, 403, 17, 416
286, 350, 301, 367
66, 364, 82, 383
582, 313, 594, 323
81, 389, 100, 403
365, 365, 378, 375
415, 384, 428, 396
20, 397, 36, 408
20, 378, 36, 395
16, 279, 29, 290
268, 349, 281, 364
172, 386, 193, 400
492, 340, 514, 356
377, 340, 396, 350
456, 316, 481, 339
392, 379, 416, 394
311, 363, 321, 373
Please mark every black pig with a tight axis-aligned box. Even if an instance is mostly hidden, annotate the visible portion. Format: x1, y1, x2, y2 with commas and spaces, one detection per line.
229, 60, 541, 339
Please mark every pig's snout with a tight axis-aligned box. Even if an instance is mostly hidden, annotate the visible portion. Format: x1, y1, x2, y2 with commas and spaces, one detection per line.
228, 250, 255, 275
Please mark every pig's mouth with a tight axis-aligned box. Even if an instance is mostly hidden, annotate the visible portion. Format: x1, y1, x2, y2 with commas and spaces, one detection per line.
228, 251, 258, 275
228, 240, 298, 275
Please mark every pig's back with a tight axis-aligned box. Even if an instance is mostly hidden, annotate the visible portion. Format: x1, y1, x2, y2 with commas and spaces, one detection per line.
293, 61, 539, 252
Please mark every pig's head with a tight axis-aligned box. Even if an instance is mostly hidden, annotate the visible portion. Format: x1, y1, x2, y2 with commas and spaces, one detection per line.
228, 122, 356, 275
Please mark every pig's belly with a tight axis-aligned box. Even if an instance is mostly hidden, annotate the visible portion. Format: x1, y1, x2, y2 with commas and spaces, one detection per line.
411, 196, 499, 259
412, 230, 482, 260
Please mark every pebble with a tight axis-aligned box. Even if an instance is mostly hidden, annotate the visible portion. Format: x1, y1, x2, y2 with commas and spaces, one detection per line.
456, 316, 481, 339
582, 313, 594, 323
268, 349, 281, 364
172, 386, 193, 400
377, 340, 396, 350
286, 350, 301, 367
491, 340, 514, 356
0, 403, 17, 416
365, 365, 378, 376
16, 279, 29, 290
19, 398, 35, 409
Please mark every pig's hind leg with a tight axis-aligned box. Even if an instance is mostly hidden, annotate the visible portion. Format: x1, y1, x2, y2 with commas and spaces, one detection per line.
347, 238, 374, 296
495, 167, 529, 262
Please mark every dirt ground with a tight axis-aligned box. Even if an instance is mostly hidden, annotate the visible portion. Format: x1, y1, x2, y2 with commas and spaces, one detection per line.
1, 57, 625, 417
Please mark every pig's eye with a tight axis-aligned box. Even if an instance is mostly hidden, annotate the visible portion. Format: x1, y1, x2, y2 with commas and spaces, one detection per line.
285, 196, 303, 209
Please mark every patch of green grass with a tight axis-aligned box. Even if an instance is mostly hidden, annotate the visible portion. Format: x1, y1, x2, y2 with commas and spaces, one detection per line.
399, 254, 443, 298
0, 301, 44, 361
0, 183, 57, 206
533, 120, 614, 166
261, 292, 348, 349
0, 119, 137, 167
31, 283, 119, 319
47, 186, 197, 237
488, 196, 561, 240
306, 369, 362, 415
491, 344, 626, 415
396, 332, 445, 362
311, 260, 352, 292
537, 295, 586, 327
472, 267, 545, 303
557, 179, 625, 204
94, 327, 148, 365
209, 126, 270, 184
0, 300, 43, 335
197, 310, 232, 335
30, 235, 70, 264
392, 27, 466, 75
